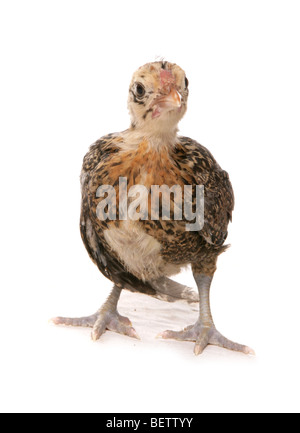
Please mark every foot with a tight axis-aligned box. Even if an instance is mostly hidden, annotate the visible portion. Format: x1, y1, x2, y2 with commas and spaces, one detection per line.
158, 320, 254, 356
51, 310, 140, 341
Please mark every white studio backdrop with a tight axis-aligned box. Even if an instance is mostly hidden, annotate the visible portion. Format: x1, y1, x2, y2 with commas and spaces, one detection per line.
0, 0, 300, 413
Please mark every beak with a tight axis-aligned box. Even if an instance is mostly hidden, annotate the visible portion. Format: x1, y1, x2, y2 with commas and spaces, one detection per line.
156, 88, 182, 109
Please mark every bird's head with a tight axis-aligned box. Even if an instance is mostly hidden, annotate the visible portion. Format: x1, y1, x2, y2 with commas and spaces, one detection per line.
128, 61, 189, 138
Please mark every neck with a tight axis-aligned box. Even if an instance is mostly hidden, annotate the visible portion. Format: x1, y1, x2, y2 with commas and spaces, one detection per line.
123, 122, 179, 152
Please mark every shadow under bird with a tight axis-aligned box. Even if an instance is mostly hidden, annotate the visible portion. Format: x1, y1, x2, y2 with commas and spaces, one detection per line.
52, 60, 254, 356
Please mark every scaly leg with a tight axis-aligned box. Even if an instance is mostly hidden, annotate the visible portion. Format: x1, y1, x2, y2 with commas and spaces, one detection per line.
159, 274, 254, 356
51, 285, 139, 341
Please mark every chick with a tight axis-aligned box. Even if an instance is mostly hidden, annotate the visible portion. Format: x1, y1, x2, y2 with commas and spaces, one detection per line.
52, 61, 253, 355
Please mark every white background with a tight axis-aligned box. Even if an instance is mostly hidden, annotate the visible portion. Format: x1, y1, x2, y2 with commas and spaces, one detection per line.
1, 0, 300, 413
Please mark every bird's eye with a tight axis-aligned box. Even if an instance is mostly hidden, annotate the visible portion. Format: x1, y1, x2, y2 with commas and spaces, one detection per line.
136, 83, 146, 98
185, 77, 189, 89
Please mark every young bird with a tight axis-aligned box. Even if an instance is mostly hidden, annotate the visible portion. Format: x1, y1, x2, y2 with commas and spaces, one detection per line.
52, 61, 253, 356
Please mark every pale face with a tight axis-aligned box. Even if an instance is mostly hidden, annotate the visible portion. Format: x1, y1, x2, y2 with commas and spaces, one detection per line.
128, 61, 189, 131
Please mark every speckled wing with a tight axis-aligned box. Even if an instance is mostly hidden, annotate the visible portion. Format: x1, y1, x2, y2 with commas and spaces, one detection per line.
178, 137, 235, 246
80, 134, 157, 296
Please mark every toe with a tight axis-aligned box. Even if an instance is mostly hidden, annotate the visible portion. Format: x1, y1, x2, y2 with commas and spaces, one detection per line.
117, 315, 132, 327
91, 318, 107, 341
126, 327, 141, 340
157, 330, 178, 340
108, 323, 140, 340
210, 330, 255, 355
157, 325, 196, 341
110, 318, 140, 340
51, 314, 98, 328
92, 311, 140, 341
244, 347, 256, 356
194, 328, 211, 355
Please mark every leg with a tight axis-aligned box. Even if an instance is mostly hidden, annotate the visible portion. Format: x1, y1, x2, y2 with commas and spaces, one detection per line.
51, 285, 139, 341
159, 273, 254, 356
150, 277, 199, 303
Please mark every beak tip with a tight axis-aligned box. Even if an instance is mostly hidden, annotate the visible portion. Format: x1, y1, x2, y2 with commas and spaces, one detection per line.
156, 88, 182, 110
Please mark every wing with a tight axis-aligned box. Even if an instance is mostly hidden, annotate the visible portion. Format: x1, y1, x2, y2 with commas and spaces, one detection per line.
177, 136, 234, 246
80, 133, 156, 296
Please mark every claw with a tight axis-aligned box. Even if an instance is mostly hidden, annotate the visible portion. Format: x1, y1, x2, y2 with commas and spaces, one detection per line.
128, 328, 141, 340
194, 328, 211, 355
91, 320, 107, 341
244, 346, 256, 356
194, 344, 204, 356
